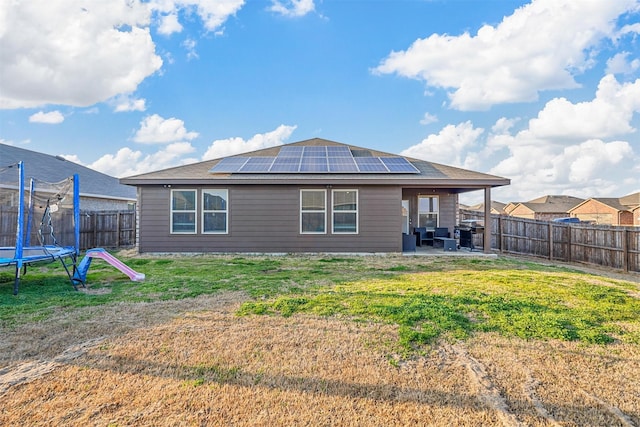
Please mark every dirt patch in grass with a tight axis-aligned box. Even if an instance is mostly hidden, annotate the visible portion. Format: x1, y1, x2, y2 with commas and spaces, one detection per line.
1, 292, 638, 426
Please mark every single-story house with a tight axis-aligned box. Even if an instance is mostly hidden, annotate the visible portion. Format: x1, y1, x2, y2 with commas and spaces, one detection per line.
632, 205, 640, 227
507, 195, 584, 221
120, 138, 510, 254
620, 192, 640, 226
503, 202, 520, 215
568, 193, 639, 226
464, 201, 507, 215
0, 143, 136, 211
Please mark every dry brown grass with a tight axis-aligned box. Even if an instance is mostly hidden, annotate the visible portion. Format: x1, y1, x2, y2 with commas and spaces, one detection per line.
1, 288, 639, 427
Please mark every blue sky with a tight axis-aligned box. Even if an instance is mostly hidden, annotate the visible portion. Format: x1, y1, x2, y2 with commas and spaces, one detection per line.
1, 0, 639, 204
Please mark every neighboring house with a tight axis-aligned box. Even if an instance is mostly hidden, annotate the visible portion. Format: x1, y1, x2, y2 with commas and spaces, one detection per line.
503, 202, 520, 216
508, 195, 584, 221
121, 138, 510, 254
569, 192, 640, 226
632, 205, 640, 227
0, 143, 136, 211
465, 201, 507, 215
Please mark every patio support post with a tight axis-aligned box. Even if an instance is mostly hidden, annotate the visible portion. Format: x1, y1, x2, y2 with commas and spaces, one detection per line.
484, 186, 491, 254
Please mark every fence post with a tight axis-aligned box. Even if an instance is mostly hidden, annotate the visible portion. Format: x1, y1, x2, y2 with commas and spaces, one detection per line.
116, 211, 121, 248
548, 222, 553, 261
92, 212, 97, 248
498, 216, 503, 253
566, 225, 571, 263
623, 229, 628, 273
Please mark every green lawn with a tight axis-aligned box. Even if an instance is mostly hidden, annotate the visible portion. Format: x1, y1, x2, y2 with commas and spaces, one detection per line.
1, 254, 638, 352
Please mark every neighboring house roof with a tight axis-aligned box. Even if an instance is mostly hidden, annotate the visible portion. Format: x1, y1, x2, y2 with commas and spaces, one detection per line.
570, 197, 632, 213
121, 138, 510, 191
619, 192, 640, 207
466, 201, 507, 214
503, 202, 520, 214
522, 195, 585, 212
0, 143, 136, 201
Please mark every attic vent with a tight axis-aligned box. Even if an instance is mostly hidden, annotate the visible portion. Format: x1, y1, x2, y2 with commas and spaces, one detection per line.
55, 155, 67, 162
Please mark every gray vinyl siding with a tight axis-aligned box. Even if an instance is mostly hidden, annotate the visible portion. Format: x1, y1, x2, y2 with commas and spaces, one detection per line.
138, 184, 402, 253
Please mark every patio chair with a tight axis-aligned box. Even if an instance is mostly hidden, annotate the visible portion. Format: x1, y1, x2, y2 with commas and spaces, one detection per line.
413, 227, 434, 246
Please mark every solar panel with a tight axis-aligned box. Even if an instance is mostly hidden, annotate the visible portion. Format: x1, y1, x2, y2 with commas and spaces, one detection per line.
279, 146, 304, 156
326, 146, 351, 157
209, 146, 420, 174
354, 157, 387, 172
328, 156, 358, 172
300, 155, 328, 172
210, 157, 250, 173
379, 157, 420, 173
270, 156, 300, 172
239, 157, 275, 172
302, 146, 327, 156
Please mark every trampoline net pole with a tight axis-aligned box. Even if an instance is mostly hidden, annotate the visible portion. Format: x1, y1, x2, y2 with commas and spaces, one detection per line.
15, 161, 25, 261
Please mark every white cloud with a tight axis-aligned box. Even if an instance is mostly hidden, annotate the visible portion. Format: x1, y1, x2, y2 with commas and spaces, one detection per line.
606, 52, 640, 75
400, 121, 484, 167
189, 0, 245, 32
485, 75, 640, 201
133, 114, 199, 144
151, 0, 245, 34
202, 124, 297, 159
419, 112, 438, 125
269, 0, 315, 17
182, 38, 199, 60
78, 125, 296, 177
490, 136, 637, 202
157, 12, 183, 35
113, 95, 147, 112
619, 22, 640, 37
58, 154, 83, 164
563, 139, 632, 183
528, 75, 640, 140
28, 111, 64, 124
427, 72, 640, 204
0, 0, 162, 109
0, 0, 246, 109
87, 143, 198, 177
374, 0, 638, 110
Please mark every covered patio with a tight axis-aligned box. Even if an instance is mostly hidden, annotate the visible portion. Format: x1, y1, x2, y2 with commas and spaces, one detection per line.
401, 184, 500, 255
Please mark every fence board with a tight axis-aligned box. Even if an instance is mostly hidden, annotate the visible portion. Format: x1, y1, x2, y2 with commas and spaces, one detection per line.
461, 210, 640, 273
0, 207, 136, 250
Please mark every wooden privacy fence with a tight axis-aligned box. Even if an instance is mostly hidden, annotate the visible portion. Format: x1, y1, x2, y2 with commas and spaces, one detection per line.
0, 207, 136, 251
461, 210, 640, 273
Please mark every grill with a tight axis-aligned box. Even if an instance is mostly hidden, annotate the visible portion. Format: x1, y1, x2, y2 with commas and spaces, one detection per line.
455, 220, 484, 251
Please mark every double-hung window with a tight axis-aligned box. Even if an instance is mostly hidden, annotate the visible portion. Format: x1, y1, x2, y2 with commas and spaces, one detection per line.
202, 189, 228, 233
418, 196, 439, 228
300, 190, 326, 233
171, 190, 196, 233
332, 189, 358, 233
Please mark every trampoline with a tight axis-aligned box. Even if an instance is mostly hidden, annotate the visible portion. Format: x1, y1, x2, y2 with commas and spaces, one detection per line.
0, 161, 81, 294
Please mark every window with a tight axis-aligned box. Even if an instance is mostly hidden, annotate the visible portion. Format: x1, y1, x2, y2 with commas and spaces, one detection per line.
171, 190, 196, 233
333, 189, 358, 233
301, 190, 326, 233
418, 196, 438, 228
202, 189, 228, 233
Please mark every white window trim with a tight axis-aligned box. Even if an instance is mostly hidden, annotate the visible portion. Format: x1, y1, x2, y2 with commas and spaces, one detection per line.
332, 189, 359, 234
300, 189, 327, 234
202, 189, 229, 234
418, 195, 439, 228
170, 189, 197, 234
